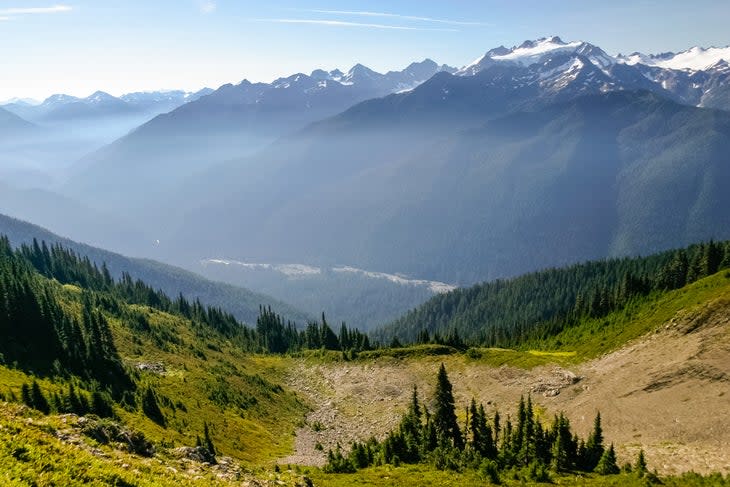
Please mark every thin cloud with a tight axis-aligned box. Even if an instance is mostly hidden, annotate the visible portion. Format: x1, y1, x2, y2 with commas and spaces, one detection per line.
198, 0, 216, 14
0, 5, 72, 15
254, 18, 458, 32
293, 8, 489, 26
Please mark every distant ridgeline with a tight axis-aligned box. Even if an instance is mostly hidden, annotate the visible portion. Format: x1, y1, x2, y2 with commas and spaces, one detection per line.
378, 240, 730, 347
0, 236, 371, 391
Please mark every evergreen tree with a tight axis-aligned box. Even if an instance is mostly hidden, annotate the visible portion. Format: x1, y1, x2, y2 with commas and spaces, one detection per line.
141, 387, 166, 427
203, 421, 217, 461
585, 412, 604, 471
66, 384, 85, 415
30, 381, 50, 414
634, 449, 648, 477
550, 413, 572, 472
91, 389, 114, 418
595, 443, 619, 475
21, 383, 33, 409
702, 240, 723, 277
469, 400, 495, 458
433, 364, 463, 449
518, 395, 537, 466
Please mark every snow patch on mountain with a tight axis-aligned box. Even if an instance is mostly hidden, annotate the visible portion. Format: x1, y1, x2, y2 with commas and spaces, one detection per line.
457, 37, 615, 76
202, 259, 322, 277
619, 45, 730, 71
201, 259, 456, 294
493, 37, 583, 66
332, 266, 456, 294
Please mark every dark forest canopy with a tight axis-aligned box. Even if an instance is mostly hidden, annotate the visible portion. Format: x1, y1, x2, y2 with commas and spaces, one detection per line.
377, 240, 730, 348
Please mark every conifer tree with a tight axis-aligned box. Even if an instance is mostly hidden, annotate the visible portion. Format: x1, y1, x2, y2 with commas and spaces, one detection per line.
30, 381, 50, 414
66, 384, 85, 415
21, 383, 33, 409
142, 387, 166, 427
585, 412, 604, 471
595, 443, 619, 475
634, 449, 648, 477
91, 389, 114, 418
433, 364, 462, 449
203, 421, 217, 461
468, 400, 495, 458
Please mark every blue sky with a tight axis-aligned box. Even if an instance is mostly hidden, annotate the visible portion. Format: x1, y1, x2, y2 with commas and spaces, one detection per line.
2, 0, 730, 100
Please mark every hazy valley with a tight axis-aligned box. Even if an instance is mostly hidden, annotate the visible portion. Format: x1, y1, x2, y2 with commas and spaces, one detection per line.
2, 10, 730, 485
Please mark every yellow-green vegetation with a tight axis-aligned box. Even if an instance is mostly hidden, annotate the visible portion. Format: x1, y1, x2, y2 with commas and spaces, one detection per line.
0, 300, 308, 465
3, 236, 730, 486
306, 465, 729, 487
462, 347, 577, 369
532, 271, 730, 361
0, 402, 307, 487
110, 305, 307, 464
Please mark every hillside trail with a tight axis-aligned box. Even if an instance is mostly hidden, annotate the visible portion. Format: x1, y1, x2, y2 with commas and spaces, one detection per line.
279, 297, 730, 474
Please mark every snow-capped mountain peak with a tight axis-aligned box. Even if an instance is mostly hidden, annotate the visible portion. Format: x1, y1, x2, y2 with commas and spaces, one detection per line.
618, 45, 730, 71
0, 97, 40, 106
85, 91, 119, 104
42, 94, 81, 107
491, 36, 582, 66
456, 37, 613, 76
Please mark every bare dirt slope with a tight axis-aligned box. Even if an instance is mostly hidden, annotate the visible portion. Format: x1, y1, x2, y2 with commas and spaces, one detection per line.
280, 297, 730, 475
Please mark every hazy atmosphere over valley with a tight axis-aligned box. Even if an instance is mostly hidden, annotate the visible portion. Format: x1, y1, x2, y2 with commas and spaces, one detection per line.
1, 2, 729, 486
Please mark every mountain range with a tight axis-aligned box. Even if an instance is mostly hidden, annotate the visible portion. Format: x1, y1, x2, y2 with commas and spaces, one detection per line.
6, 35, 730, 291
0, 88, 215, 190
62, 59, 456, 212
2, 88, 213, 124
0, 107, 35, 139
156, 89, 730, 284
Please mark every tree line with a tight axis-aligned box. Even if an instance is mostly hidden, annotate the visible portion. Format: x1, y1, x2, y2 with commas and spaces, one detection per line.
380, 240, 730, 347
325, 364, 650, 483
2, 236, 373, 382
0, 237, 131, 393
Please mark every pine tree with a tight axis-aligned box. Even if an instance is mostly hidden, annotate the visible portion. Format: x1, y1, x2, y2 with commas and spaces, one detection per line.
66, 384, 85, 415
91, 389, 114, 418
142, 387, 166, 427
203, 421, 217, 461
469, 400, 495, 458
585, 412, 604, 471
493, 410, 500, 446
595, 443, 619, 475
518, 395, 536, 466
21, 383, 33, 409
433, 364, 462, 449
634, 449, 648, 477
702, 240, 723, 277
409, 385, 422, 422
30, 381, 50, 414
550, 414, 571, 472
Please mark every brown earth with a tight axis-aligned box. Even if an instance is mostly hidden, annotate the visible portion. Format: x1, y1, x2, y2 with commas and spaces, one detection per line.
279, 297, 730, 475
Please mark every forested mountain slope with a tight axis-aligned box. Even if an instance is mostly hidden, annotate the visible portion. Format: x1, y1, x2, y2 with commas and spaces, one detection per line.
0, 213, 309, 325
377, 240, 730, 346
165, 91, 730, 284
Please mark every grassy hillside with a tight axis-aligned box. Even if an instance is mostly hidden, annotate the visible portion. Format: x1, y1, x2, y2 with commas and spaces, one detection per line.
0, 213, 310, 325
0, 235, 317, 485
0, 401, 310, 487
1, 233, 728, 485
307, 465, 729, 487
